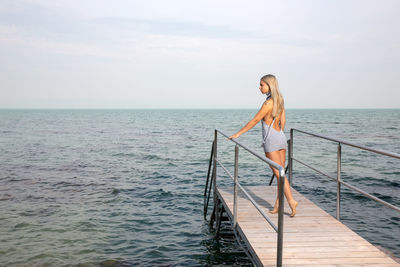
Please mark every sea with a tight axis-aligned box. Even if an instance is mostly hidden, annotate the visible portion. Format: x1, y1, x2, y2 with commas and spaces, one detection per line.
0, 109, 399, 266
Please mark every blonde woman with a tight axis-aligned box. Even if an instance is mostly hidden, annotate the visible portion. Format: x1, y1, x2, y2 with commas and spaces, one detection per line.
229, 74, 298, 217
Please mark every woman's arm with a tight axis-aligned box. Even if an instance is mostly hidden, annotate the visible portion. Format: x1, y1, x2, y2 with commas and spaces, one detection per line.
280, 108, 286, 131
229, 101, 271, 139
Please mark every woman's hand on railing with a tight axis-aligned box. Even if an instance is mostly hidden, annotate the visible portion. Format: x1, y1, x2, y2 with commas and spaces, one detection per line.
229, 133, 240, 139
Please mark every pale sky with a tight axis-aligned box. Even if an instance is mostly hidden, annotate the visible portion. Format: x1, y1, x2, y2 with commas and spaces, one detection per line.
0, 0, 399, 109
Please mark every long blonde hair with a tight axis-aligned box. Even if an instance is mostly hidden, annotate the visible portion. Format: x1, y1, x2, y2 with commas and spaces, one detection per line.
261, 74, 284, 119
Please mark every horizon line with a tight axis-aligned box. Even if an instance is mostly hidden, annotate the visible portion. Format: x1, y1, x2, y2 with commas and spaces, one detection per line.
0, 107, 399, 110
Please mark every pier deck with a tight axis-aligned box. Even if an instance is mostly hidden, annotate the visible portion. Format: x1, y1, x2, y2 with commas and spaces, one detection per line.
216, 185, 399, 266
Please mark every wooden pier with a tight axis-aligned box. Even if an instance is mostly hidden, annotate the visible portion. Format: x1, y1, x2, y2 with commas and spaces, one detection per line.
215, 185, 400, 266
205, 129, 400, 266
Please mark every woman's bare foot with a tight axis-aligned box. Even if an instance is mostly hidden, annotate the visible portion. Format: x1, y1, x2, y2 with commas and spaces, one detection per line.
269, 199, 279, 214
290, 201, 298, 217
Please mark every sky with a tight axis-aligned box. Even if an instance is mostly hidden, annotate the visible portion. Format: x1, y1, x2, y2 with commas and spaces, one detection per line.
0, 0, 399, 109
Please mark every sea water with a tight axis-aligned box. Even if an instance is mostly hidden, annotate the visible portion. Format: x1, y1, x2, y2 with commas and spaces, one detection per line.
0, 109, 399, 266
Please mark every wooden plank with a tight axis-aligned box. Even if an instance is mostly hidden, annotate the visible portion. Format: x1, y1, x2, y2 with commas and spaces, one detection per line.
245, 235, 372, 242
256, 251, 390, 259
263, 265, 400, 267
215, 185, 400, 266
251, 241, 382, 248
252, 245, 383, 252
260, 258, 397, 265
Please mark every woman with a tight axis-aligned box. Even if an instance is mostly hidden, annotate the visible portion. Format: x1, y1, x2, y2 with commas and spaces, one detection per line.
229, 74, 298, 217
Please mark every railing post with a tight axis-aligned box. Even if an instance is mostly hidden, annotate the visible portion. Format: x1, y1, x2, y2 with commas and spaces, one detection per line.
209, 130, 218, 229
204, 141, 214, 199
289, 129, 293, 186
277, 168, 285, 267
213, 130, 218, 199
234, 145, 239, 228
204, 140, 215, 219
337, 143, 341, 220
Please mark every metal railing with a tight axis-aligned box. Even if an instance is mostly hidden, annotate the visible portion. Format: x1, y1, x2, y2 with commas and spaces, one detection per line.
204, 129, 286, 267
203, 127, 400, 265
289, 128, 400, 220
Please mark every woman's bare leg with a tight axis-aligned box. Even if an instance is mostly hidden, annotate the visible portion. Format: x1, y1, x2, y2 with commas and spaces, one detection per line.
279, 149, 298, 216
266, 150, 298, 217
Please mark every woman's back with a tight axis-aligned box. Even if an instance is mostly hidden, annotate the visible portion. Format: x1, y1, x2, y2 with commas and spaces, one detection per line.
262, 99, 285, 131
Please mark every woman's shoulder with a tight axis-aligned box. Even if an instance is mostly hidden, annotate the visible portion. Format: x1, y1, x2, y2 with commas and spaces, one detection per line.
263, 99, 274, 108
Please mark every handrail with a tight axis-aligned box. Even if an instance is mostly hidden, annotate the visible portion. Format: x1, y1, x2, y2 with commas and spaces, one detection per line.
216, 158, 278, 232
206, 127, 399, 266
214, 129, 285, 266
291, 128, 400, 217
216, 130, 285, 177
292, 128, 400, 159
292, 157, 400, 212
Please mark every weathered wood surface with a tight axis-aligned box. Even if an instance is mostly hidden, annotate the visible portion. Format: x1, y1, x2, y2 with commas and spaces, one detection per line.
216, 185, 399, 266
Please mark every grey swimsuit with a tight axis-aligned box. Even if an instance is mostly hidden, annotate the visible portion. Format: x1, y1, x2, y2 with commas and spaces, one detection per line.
261, 118, 288, 153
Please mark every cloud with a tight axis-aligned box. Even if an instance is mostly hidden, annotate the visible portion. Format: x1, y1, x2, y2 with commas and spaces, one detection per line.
0, 0, 399, 108
94, 17, 251, 39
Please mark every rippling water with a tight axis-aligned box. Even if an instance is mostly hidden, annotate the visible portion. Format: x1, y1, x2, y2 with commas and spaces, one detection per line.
0, 109, 399, 266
